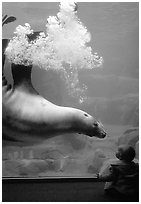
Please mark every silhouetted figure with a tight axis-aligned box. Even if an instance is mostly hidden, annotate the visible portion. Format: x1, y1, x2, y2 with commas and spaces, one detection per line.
97, 145, 139, 201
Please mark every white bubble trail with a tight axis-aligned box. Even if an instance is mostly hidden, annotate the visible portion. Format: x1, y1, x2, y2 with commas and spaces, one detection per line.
5, 1, 103, 102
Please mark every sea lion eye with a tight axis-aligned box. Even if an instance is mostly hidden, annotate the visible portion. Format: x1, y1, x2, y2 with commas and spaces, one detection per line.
84, 113, 88, 117
93, 122, 98, 127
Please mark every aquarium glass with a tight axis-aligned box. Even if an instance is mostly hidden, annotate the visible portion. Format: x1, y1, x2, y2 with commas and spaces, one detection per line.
2, 2, 139, 178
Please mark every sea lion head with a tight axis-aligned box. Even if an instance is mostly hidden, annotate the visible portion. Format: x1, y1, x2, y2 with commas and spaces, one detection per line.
75, 111, 106, 139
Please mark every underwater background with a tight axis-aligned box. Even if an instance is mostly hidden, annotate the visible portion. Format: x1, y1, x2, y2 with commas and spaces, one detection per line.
2, 2, 139, 177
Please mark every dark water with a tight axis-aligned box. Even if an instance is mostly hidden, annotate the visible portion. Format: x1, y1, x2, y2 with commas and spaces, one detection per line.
2, 2, 139, 177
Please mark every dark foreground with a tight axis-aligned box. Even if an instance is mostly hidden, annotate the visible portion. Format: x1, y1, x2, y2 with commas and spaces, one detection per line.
2, 177, 139, 202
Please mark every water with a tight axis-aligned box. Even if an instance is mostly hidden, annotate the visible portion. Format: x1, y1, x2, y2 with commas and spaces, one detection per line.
2, 2, 139, 177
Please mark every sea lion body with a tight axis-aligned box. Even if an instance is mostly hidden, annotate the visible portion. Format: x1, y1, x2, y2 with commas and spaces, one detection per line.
3, 83, 106, 146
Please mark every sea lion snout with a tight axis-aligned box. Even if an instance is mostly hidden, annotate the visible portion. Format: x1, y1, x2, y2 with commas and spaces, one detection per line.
91, 121, 107, 138
87, 126, 106, 138
95, 128, 106, 138
77, 112, 106, 139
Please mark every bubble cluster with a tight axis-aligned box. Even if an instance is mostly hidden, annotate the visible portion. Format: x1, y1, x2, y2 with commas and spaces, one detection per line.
5, 23, 34, 66
5, 1, 103, 102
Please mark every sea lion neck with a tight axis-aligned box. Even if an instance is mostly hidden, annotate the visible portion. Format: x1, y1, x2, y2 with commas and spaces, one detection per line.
11, 63, 38, 94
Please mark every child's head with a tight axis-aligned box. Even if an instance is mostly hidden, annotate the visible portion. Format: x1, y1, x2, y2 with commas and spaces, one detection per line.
116, 145, 135, 162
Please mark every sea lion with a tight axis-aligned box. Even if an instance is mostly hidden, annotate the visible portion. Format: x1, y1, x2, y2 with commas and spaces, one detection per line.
2, 39, 106, 146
